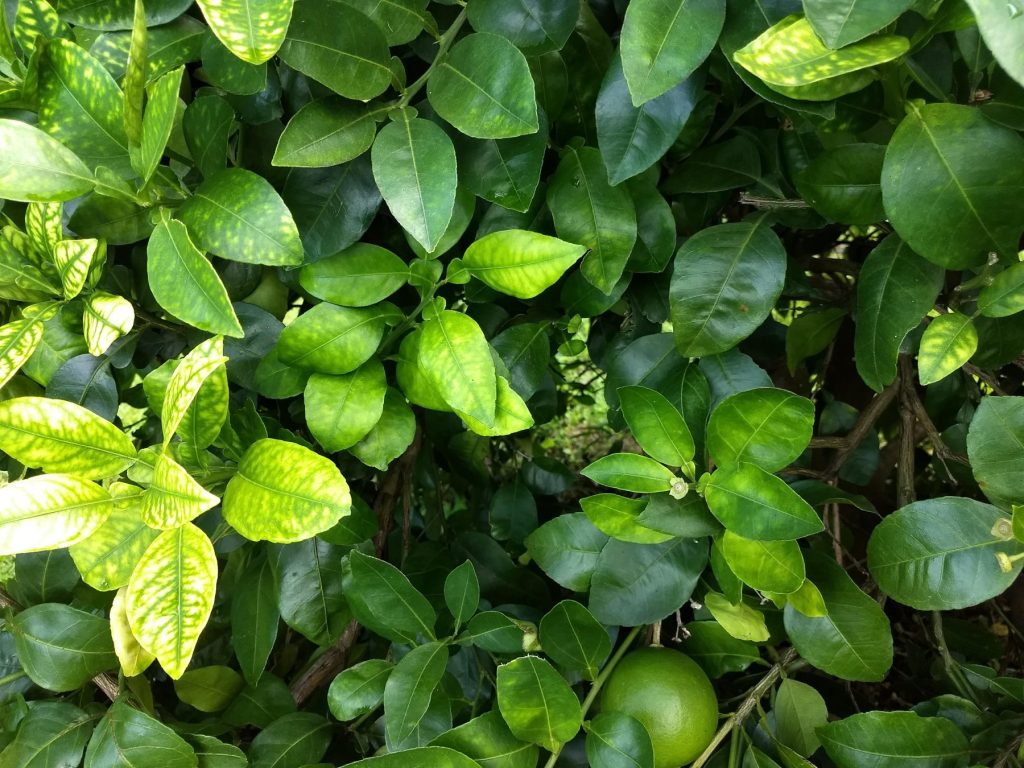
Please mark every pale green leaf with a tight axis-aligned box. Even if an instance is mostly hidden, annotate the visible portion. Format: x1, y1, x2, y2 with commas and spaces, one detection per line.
0, 474, 113, 555
917, 312, 977, 385
83, 291, 134, 356
196, 0, 294, 64
142, 452, 220, 529
458, 376, 534, 436
0, 318, 43, 389
110, 587, 155, 676
53, 238, 101, 299
70, 486, 158, 591
161, 336, 227, 446
134, 66, 184, 183
419, 310, 497, 427
305, 360, 387, 453
463, 229, 585, 299
299, 243, 408, 308
272, 99, 379, 168
0, 119, 94, 202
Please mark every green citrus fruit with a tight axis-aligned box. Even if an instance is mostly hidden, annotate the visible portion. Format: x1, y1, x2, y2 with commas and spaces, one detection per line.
600, 646, 718, 768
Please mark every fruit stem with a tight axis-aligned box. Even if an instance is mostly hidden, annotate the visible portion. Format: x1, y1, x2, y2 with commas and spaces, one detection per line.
690, 647, 799, 768
541, 624, 644, 768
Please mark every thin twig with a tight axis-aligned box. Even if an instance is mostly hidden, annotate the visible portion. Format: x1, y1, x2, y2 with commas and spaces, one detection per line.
819, 381, 900, 479
897, 358, 916, 509
964, 362, 1007, 395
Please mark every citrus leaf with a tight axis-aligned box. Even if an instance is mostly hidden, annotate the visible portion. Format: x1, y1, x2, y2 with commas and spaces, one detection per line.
618, 385, 694, 467
57, 0, 195, 30
134, 65, 184, 183
720, 530, 805, 593
964, 0, 1024, 90
0, 119, 94, 202
126, 522, 218, 679
818, 711, 969, 768
430, 710, 540, 768
458, 376, 534, 437
272, 99, 379, 168
419, 310, 497, 427
538, 600, 611, 680
328, 659, 392, 721
582, 452, 677, 493
0, 702, 93, 768
174, 666, 245, 712
223, 438, 352, 542
83, 291, 134, 356
881, 103, 1024, 268
0, 318, 43, 389
497, 656, 582, 752
231, 556, 279, 685
428, 32, 539, 139
620, 0, 724, 105
707, 388, 814, 472
299, 243, 407, 307
196, 0, 293, 64
580, 493, 675, 544
277, 303, 391, 374
0, 396, 136, 478
84, 699, 196, 767
53, 238, 101, 299
350, 387, 417, 470
161, 336, 227, 445
0, 474, 113, 555
11, 604, 117, 691
967, 396, 1024, 508
979, 261, 1024, 317
305, 361, 387, 453
804, 0, 915, 48
109, 588, 155, 677
463, 229, 585, 299
383, 641, 449, 749
585, 711, 655, 768
70, 487, 158, 591
179, 168, 304, 266
141, 452, 220, 529
917, 312, 977, 386
705, 463, 824, 540
342, 550, 437, 644
371, 110, 458, 253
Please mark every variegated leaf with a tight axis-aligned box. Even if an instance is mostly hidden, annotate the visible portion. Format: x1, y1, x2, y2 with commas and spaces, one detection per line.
196, 0, 294, 65
142, 452, 220, 529
110, 586, 155, 676
52, 238, 101, 299
126, 522, 218, 679
84, 291, 135, 356
123, 0, 147, 147
24, 203, 63, 257
0, 474, 113, 555
134, 66, 184, 183
161, 336, 227, 445
0, 396, 137, 478
0, 318, 44, 389
70, 483, 159, 591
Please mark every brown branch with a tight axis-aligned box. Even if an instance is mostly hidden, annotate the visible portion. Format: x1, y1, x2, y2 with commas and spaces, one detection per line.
819, 381, 900, 479
964, 362, 1007, 395
0, 587, 118, 701
897, 357, 917, 508
902, 367, 969, 481
290, 426, 423, 707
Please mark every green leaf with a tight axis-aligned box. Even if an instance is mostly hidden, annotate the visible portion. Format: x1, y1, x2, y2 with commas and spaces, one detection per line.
967, 396, 1024, 508
187, 734, 246, 768
881, 103, 1024, 268
299, 243, 406, 307
784, 553, 893, 682
707, 388, 814, 472
333, 747, 482, 768
0, 474, 113, 556
179, 168, 304, 266
53, 238, 101, 299
135, 66, 183, 183
0, 119, 94, 202
161, 336, 228, 446
734, 15, 908, 87
704, 592, 769, 642
430, 710, 539, 768
0, 396, 136, 478
444, 561, 480, 631
83, 291, 134, 356
466, 0, 577, 53
586, 712, 655, 768
670, 218, 787, 357
223, 438, 352, 542
804, 0, 915, 48
917, 312, 977, 386
341, 0, 430, 46
580, 493, 674, 544
548, 146, 637, 294
371, 110, 458, 252
305, 361, 386, 452
773, 679, 827, 757
270, 539, 348, 645
342, 550, 437, 644
597, 52, 701, 185
69, 488, 158, 591
85, 699, 197, 768
496, 656, 582, 752
383, 641, 450, 750
636, 493, 721, 539
867, 497, 1022, 610
964, 0, 1024, 90
57, 0, 194, 30
620, 0, 724, 105
786, 308, 846, 374
174, 666, 244, 712
428, 33, 538, 139
538, 600, 611, 680
195, 0, 293, 64
273, 99, 379, 168
456, 115, 547, 213
795, 143, 886, 226
0, 702, 94, 768
141, 453, 219, 529
350, 387, 416, 470
463, 611, 526, 653
678, 621, 762, 678
818, 711, 969, 768
705, 464, 823, 540
277, 303, 391, 375
463, 229, 585, 299
328, 659, 392, 721
618, 385, 694, 467
854, 235, 944, 391
126, 523, 218, 679
419, 310, 497, 427
979, 260, 1024, 317
231, 557, 279, 685
581, 452, 677, 493
147, 219, 244, 338
720, 530, 804, 593
248, 713, 331, 768
526, 512, 609, 592
38, 39, 131, 175
13, 605, 114, 691
0, 319, 43, 389
183, 93, 235, 180
279, 0, 391, 99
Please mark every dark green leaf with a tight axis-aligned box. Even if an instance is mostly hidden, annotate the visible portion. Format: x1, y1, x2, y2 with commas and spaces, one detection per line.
586, 711, 655, 768
818, 711, 969, 768
328, 659, 392, 721
383, 642, 449, 749
705, 463, 824, 540
539, 600, 611, 680
342, 550, 437, 644
707, 388, 814, 472
496, 656, 582, 752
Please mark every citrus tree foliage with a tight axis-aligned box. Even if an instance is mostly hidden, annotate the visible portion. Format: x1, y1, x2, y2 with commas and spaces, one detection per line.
1, 0, 1024, 766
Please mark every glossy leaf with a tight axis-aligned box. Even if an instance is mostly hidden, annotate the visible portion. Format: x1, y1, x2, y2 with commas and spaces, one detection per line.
224, 438, 352, 542
273, 99, 379, 168
12, 604, 117, 691
0, 474, 112, 556
85, 699, 196, 767
580, 494, 675, 544
248, 712, 331, 768
670, 218, 787, 357
305, 361, 387, 452
0, 702, 94, 768
586, 711, 655, 768
271, 539, 348, 645
705, 463, 824, 540
343, 550, 436, 644
0, 396, 136, 478
419, 310, 497, 427
70, 490, 158, 592
0, 319, 43, 389
430, 710, 539, 768
917, 312, 977, 385
979, 261, 1024, 317
383, 641, 449, 749
328, 659, 392, 721
581, 452, 677, 493
161, 336, 227, 445
805, 0, 915, 48
277, 303, 390, 375
818, 711, 969, 768
620, 0, 724, 105
231, 557, 279, 685
126, 523, 218, 679
618, 385, 694, 467
142, 453, 219, 529
497, 656, 582, 752
444, 561, 480, 630
463, 229, 585, 299
796, 143, 886, 226
371, 110, 458, 252
466, 0, 577, 53
135, 66, 183, 183
110, 587, 154, 676
538, 600, 611, 680
679, 621, 762, 678
867, 497, 1023, 610
720, 530, 805, 593
83, 291, 134, 356
881, 103, 1024, 268
196, 0, 293, 64
964, 0, 1024, 90
967, 396, 1024, 508
707, 388, 814, 472
0, 119, 94, 202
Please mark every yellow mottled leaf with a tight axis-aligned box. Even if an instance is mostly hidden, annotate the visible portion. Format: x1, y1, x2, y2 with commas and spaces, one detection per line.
142, 452, 220, 529
0, 474, 113, 555
84, 291, 135, 356
70, 484, 159, 591
162, 336, 227, 445
0, 318, 43, 389
52, 238, 101, 299
111, 587, 155, 677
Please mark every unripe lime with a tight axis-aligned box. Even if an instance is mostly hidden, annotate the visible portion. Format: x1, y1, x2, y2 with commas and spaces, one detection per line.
600, 646, 718, 768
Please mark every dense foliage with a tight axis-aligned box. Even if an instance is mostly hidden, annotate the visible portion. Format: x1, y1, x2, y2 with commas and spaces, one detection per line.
0, 0, 1023, 765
